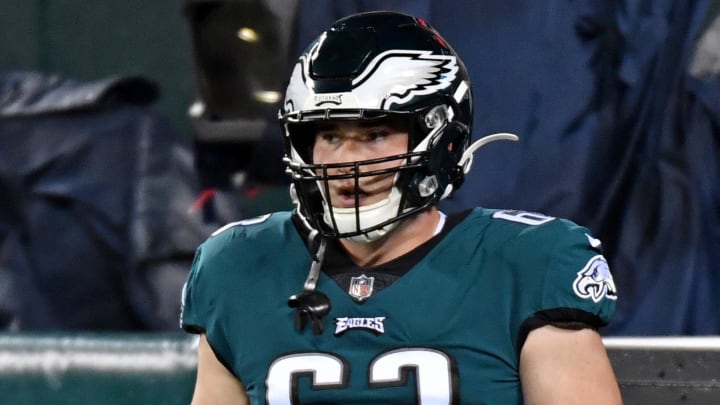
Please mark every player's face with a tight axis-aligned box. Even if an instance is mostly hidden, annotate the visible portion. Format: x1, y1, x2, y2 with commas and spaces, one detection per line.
312, 120, 409, 208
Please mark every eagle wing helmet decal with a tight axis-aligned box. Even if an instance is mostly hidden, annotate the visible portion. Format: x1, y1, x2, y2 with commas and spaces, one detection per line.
283, 49, 460, 113
352, 50, 460, 109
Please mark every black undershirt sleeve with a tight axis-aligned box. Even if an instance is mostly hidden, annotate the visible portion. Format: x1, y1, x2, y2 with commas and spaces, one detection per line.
517, 307, 605, 351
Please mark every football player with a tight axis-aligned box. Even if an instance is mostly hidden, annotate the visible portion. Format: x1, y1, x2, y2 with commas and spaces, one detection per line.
181, 11, 622, 404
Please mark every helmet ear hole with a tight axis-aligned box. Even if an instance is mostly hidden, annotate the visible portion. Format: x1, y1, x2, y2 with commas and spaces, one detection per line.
446, 122, 470, 162
400, 118, 469, 207
444, 121, 471, 193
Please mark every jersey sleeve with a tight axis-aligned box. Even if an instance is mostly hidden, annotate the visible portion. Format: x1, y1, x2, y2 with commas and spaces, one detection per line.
179, 224, 238, 337
543, 224, 616, 319
179, 245, 205, 333
178, 225, 246, 378
515, 219, 618, 348
178, 212, 297, 375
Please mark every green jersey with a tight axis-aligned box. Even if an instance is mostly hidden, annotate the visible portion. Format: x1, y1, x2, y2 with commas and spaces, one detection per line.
181, 208, 616, 404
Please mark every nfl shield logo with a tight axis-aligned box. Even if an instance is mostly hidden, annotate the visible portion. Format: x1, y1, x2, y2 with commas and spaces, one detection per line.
349, 274, 375, 301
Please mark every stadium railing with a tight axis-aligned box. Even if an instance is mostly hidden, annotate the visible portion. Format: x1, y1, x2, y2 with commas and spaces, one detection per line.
0, 333, 719, 404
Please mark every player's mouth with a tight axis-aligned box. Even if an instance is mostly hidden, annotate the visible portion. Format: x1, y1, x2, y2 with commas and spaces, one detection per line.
332, 185, 369, 208
328, 180, 383, 208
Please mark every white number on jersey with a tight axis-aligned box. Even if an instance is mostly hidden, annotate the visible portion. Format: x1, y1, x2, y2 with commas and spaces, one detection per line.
266, 348, 456, 404
491, 210, 555, 226
211, 214, 272, 236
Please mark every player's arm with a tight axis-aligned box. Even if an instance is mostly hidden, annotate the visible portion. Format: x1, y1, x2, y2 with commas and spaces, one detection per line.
191, 334, 249, 405
519, 324, 622, 405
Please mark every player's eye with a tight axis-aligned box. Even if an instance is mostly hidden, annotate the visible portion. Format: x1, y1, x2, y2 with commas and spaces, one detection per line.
317, 132, 339, 144
363, 128, 390, 142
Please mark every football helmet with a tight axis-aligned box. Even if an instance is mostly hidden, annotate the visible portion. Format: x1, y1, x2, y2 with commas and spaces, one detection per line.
281, 11, 516, 242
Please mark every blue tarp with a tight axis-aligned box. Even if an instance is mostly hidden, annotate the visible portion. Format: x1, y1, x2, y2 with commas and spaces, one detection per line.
0, 72, 209, 331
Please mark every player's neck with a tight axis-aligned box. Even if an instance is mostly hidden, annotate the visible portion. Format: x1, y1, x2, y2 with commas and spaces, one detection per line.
338, 207, 441, 267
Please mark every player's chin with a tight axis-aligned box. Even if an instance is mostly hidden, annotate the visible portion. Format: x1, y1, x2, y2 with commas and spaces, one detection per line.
331, 194, 368, 208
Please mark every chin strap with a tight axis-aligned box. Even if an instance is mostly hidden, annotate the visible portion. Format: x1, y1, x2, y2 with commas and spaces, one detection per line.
440, 132, 520, 200
288, 231, 331, 335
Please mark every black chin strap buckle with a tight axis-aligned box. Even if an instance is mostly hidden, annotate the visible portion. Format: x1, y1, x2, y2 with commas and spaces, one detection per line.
288, 291, 331, 335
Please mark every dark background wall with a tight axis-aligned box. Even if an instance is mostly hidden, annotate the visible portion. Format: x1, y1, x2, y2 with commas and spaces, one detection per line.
0, 0, 195, 135
3, 0, 720, 140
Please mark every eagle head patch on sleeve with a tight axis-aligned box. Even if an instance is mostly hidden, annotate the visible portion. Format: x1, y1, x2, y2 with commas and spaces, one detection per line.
572, 255, 617, 303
